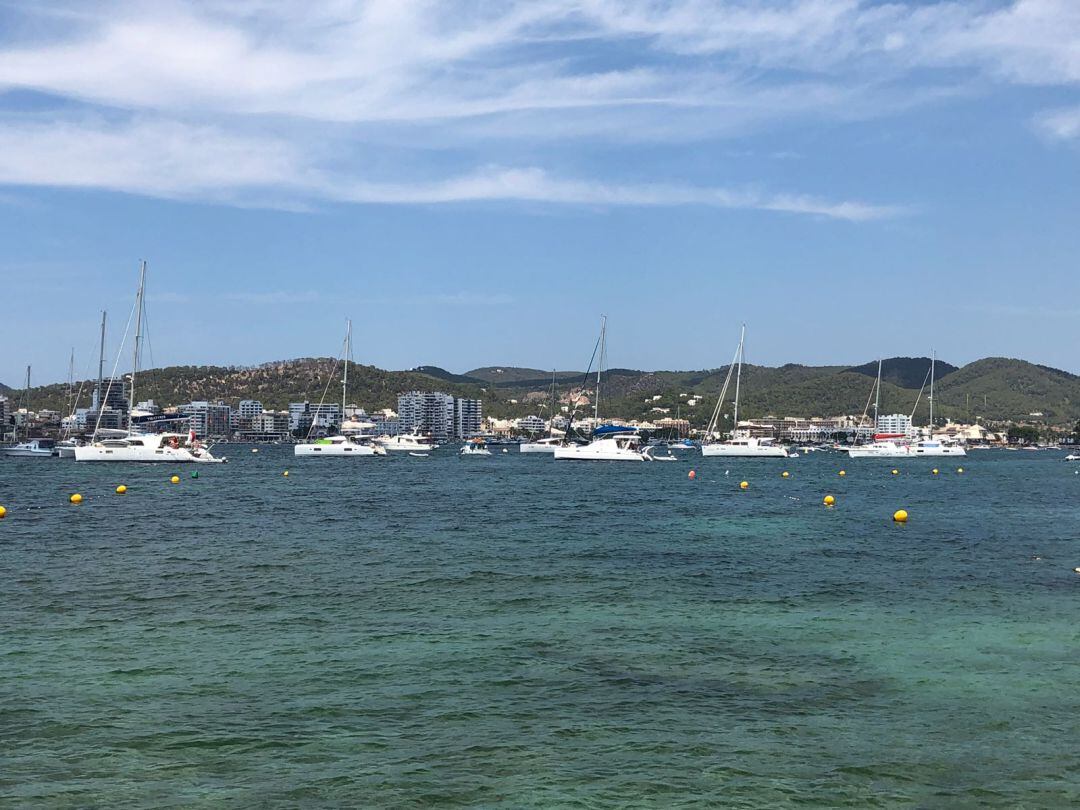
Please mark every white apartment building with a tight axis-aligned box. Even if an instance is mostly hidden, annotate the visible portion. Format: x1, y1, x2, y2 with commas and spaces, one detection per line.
454, 397, 483, 439
876, 413, 913, 436
398, 391, 455, 441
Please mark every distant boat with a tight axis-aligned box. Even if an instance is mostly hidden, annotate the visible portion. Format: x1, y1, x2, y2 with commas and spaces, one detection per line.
2, 438, 57, 458
377, 431, 436, 452
701, 325, 791, 458
520, 369, 562, 453
75, 264, 225, 464
408, 452, 430, 458
295, 319, 384, 458
460, 438, 492, 456
552, 318, 651, 462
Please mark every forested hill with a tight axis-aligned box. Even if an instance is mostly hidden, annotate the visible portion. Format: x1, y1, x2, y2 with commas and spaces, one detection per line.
6, 356, 1080, 426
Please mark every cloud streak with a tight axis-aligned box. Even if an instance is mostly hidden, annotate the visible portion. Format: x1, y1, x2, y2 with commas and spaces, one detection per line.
0, 1, 1077, 215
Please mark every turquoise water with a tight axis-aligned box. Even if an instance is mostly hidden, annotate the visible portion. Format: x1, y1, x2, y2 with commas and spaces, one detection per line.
2, 448, 1079, 807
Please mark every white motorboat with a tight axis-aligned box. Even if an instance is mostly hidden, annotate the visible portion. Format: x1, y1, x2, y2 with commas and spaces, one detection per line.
847, 439, 910, 458
554, 428, 648, 461
460, 439, 492, 456
702, 436, 790, 457
75, 432, 225, 463
1064, 453, 1079, 461
519, 436, 562, 453
908, 439, 966, 457
377, 432, 436, 452
701, 325, 793, 458
2, 438, 57, 458
295, 435, 382, 456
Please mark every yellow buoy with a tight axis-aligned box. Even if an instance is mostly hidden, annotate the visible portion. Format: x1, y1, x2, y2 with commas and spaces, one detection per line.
957, 467, 964, 474
781, 471, 790, 478
283, 470, 290, 477
823, 495, 835, 507
891, 469, 899, 476
838, 470, 846, 477
116, 485, 127, 495
170, 475, 180, 484
0, 505, 7, 518
893, 509, 908, 523
69, 493, 83, 504
932, 468, 939, 475
740, 480, 749, 490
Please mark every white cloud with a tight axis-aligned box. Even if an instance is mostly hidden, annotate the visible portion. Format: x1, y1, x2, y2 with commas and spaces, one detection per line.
0, 1, 1076, 214
1034, 105, 1080, 141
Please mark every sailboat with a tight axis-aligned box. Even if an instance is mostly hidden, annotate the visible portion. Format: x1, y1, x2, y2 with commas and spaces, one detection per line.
907, 351, 966, 457
1, 366, 58, 458
75, 262, 225, 463
700, 325, 791, 457
554, 317, 652, 461
295, 320, 385, 457
520, 369, 563, 453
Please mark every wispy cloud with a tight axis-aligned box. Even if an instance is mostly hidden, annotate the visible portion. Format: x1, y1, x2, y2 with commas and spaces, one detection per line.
1034, 105, 1080, 141
0, 1, 1077, 215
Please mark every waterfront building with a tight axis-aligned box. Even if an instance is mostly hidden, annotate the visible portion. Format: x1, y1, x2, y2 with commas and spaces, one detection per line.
238, 400, 264, 420
517, 415, 547, 435
876, 413, 913, 436
398, 391, 455, 441
181, 401, 233, 438
454, 397, 483, 439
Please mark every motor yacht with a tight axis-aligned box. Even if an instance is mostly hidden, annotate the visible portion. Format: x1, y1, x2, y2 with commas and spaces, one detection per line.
460, 438, 492, 456
1, 438, 57, 458
377, 432, 436, 452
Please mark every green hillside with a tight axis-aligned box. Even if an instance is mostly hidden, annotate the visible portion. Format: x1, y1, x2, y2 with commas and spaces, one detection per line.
8, 356, 1080, 426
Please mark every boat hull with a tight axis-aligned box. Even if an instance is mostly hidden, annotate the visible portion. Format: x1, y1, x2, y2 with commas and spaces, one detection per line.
700, 444, 789, 457
1, 448, 55, 458
294, 443, 377, 456
519, 442, 558, 453
554, 445, 645, 461
73, 446, 223, 463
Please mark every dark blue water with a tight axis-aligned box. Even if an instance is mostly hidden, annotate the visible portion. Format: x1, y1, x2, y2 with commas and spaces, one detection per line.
2, 448, 1079, 806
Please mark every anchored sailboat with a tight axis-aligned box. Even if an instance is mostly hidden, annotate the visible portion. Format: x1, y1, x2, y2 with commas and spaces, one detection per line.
75, 262, 225, 463
554, 317, 654, 461
701, 325, 790, 458
295, 319, 385, 457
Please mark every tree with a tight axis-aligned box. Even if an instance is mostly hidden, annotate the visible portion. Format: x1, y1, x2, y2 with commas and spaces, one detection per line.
1007, 425, 1040, 445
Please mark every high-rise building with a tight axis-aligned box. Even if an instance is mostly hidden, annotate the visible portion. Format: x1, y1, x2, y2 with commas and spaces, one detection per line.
238, 400, 263, 419
181, 401, 233, 438
876, 413, 913, 436
454, 397, 483, 439
398, 391, 455, 441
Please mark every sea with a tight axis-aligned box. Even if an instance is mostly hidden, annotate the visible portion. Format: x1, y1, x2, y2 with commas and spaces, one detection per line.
1, 447, 1078, 807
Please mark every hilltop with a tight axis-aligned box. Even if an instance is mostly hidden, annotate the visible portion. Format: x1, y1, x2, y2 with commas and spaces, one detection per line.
5, 356, 1080, 426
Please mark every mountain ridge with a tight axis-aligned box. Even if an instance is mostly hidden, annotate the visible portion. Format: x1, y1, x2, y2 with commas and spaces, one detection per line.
4, 356, 1079, 425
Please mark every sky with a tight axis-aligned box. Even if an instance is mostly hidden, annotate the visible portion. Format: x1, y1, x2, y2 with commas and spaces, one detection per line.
1, 0, 1078, 386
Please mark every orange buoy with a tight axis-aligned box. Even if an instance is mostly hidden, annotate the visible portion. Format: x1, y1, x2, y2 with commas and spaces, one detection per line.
688, 470, 696, 480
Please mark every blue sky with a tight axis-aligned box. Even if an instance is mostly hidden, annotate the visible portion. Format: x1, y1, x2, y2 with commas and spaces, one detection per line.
1, 0, 1078, 386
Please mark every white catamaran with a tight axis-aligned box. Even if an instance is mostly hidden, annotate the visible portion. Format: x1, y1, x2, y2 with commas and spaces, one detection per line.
554, 317, 653, 462
701, 325, 791, 458
75, 263, 225, 463
295, 319, 385, 457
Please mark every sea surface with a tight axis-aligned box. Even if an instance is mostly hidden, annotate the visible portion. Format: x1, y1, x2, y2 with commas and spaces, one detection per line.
1, 447, 1079, 807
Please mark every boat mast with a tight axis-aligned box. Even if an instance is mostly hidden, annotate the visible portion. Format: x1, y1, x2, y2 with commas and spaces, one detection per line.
23, 365, 30, 440
732, 324, 745, 437
342, 318, 352, 419
96, 311, 106, 412
129, 260, 147, 425
929, 350, 935, 433
549, 368, 556, 438
594, 315, 606, 423
67, 348, 74, 415
873, 357, 882, 432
